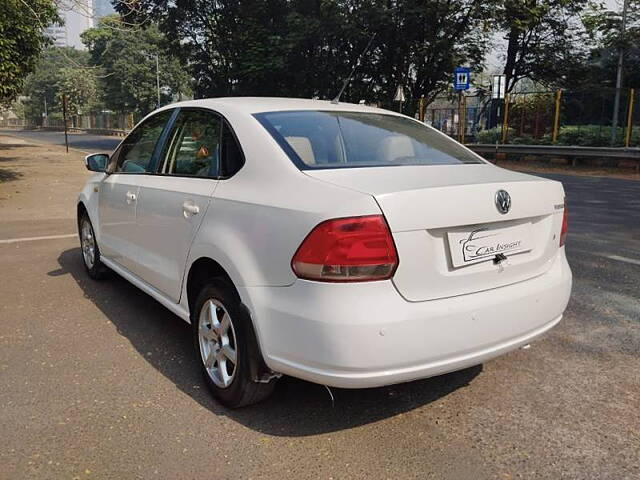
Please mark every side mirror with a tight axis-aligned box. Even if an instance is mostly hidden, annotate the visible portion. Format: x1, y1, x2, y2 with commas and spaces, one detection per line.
84, 153, 109, 172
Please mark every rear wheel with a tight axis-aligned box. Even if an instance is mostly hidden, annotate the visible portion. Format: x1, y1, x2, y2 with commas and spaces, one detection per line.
193, 280, 276, 408
79, 212, 109, 280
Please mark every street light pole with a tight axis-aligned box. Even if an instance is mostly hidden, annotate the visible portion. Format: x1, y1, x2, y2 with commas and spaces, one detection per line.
142, 52, 162, 108
611, 0, 629, 145
155, 54, 160, 108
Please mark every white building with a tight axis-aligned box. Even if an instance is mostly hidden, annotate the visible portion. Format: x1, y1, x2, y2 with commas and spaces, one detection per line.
45, 0, 94, 50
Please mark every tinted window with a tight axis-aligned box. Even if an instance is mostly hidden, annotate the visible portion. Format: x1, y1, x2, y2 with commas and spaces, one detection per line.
115, 110, 173, 173
220, 121, 244, 177
160, 110, 222, 177
255, 111, 483, 169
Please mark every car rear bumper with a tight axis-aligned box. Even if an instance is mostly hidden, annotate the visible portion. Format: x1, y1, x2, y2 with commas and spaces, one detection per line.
240, 250, 572, 389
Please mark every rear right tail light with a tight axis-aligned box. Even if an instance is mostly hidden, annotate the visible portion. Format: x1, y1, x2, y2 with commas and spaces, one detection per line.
291, 215, 398, 282
559, 202, 568, 246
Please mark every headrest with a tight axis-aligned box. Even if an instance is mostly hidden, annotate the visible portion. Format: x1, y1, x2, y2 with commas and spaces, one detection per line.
379, 135, 415, 162
285, 136, 316, 165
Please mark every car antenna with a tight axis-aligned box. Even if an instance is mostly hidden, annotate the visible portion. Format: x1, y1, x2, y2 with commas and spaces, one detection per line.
331, 33, 377, 105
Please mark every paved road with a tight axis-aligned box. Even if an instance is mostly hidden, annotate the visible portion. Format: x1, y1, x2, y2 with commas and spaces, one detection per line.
1, 136, 638, 479
0, 128, 121, 153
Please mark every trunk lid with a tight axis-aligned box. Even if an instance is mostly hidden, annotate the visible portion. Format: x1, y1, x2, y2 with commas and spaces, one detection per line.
305, 164, 566, 301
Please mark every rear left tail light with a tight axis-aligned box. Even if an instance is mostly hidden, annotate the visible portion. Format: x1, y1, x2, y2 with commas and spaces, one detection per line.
291, 215, 399, 282
559, 202, 568, 246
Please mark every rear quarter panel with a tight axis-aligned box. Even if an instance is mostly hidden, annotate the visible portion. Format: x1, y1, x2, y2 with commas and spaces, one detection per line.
185, 109, 381, 288
188, 169, 380, 289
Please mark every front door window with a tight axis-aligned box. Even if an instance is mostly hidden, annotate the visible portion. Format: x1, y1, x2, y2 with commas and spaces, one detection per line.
115, 110, 173, 173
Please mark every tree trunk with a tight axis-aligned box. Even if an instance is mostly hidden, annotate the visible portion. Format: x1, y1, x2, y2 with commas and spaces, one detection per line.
503, 27, 520, 92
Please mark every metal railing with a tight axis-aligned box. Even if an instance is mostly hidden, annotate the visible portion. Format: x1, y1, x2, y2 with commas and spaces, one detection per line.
469, 144, 639, 158
423, 88, 639, 148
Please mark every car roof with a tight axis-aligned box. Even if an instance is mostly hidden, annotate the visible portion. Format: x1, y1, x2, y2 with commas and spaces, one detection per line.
158, 97, 403, 117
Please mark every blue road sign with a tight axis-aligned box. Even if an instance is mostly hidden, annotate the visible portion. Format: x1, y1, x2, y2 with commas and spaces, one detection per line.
454, 67, 470, 91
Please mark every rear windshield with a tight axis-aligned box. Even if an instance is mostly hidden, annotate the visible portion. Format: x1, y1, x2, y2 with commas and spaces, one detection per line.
254, 110, 483, 169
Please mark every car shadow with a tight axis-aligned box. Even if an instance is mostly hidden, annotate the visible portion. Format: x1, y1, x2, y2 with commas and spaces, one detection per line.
0, 144, 30, 150
50, 247, 482, 437
0, 167, 22, 182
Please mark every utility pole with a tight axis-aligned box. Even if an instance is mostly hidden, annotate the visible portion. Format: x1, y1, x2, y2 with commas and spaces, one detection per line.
611, 0, 630, 145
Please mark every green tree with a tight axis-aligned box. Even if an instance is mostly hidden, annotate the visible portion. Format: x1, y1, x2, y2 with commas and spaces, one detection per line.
582, 0, 640, 88
119, 0, 350, 99
494, 0, 588, 92
22, 47, 96, 124
57, 67, 99, 116
0, 0, 59, 105
81, 16, 192, 115
345, 0, 491, 104
116, 0, 492, 103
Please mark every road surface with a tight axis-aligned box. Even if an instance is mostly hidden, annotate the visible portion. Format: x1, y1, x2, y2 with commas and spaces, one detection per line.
0, 133, 638, 479
0, 128, 121, 153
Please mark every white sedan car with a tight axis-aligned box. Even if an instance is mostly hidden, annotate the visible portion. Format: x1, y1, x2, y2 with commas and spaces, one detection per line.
78, 98, 572, 407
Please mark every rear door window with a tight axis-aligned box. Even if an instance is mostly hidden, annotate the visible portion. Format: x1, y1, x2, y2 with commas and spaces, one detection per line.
159, 110, 222, 178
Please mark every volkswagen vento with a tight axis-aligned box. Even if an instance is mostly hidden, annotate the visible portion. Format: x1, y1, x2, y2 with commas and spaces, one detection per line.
78, 98, 572, 407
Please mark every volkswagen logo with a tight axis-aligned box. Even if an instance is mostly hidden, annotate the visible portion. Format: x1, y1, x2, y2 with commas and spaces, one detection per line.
495, 190, 511, 214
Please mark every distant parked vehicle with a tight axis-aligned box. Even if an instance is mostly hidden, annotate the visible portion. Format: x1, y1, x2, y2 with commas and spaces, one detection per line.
78, 98, 572, 407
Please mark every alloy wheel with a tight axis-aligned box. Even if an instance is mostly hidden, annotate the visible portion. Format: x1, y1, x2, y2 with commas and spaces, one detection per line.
81, 220, 96, 269
198, 299, 238, 388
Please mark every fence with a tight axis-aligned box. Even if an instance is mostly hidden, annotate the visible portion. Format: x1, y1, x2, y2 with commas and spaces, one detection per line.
423, 88, 639, 148
3, 90, 638, 148
0, 111, 137, 135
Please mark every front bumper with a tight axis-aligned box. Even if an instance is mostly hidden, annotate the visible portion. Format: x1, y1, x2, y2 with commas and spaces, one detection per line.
240, 250, 572, 389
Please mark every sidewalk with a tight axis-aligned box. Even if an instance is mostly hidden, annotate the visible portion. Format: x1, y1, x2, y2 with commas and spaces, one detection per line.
495, 158, 640, 181
0, 136, 89, 226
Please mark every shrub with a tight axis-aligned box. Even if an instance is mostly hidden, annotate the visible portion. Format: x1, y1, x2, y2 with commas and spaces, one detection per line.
556, 125, 611, 147
472, 125, 638, 147
510, 134, 541, 145
475, 127, 515, 144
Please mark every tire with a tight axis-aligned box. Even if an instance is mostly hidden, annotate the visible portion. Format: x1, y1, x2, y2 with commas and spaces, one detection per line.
192, 279, 276, 408
78, 211, 109, 280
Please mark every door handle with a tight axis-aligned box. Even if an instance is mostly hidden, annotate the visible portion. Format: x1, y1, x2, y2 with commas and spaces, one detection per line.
125, 191, 137, 204
182, 201, 200, 217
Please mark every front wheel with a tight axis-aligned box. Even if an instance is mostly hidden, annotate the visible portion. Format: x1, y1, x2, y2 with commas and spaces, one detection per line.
78, 212, 109, 280
193, 280, 276, 408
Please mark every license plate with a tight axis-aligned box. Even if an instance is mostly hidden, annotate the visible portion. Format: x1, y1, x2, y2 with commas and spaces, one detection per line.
447, 223, 532, 267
